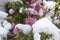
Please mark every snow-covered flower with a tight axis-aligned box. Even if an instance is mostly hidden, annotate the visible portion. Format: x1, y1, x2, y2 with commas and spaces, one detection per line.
25, 17, 36, 25
9, 9, 15, 14
15, 24, 32, 34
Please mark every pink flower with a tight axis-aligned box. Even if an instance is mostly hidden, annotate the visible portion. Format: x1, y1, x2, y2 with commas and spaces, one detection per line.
35, 5, 42, 10
12, 28, 17, 35
11, 23, 16, 29
25, 17, 36, 25
11, 23, 17, 35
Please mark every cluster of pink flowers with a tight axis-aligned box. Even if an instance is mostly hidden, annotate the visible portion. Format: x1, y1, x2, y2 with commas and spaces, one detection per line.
27, 0, 46, 16
25, 0, 46, 25
8, 0, 46, 26
30, 1, 43, 10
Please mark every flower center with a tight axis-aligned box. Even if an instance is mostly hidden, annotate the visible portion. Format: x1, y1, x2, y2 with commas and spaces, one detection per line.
29, 19, 33, 23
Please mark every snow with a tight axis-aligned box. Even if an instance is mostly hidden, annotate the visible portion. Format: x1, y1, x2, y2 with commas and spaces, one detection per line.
15, 24, 32, 34
43, 0, 56, 9
34, 33, 41, 40
3, 20, 12, 30
0, 11, 11, 40
0, 26, 9, 38
32, 17, 60, 40
0, 11, 8, 18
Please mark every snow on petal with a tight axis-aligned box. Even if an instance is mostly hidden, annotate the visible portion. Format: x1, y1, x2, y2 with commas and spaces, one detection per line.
15, 24, 32, 34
